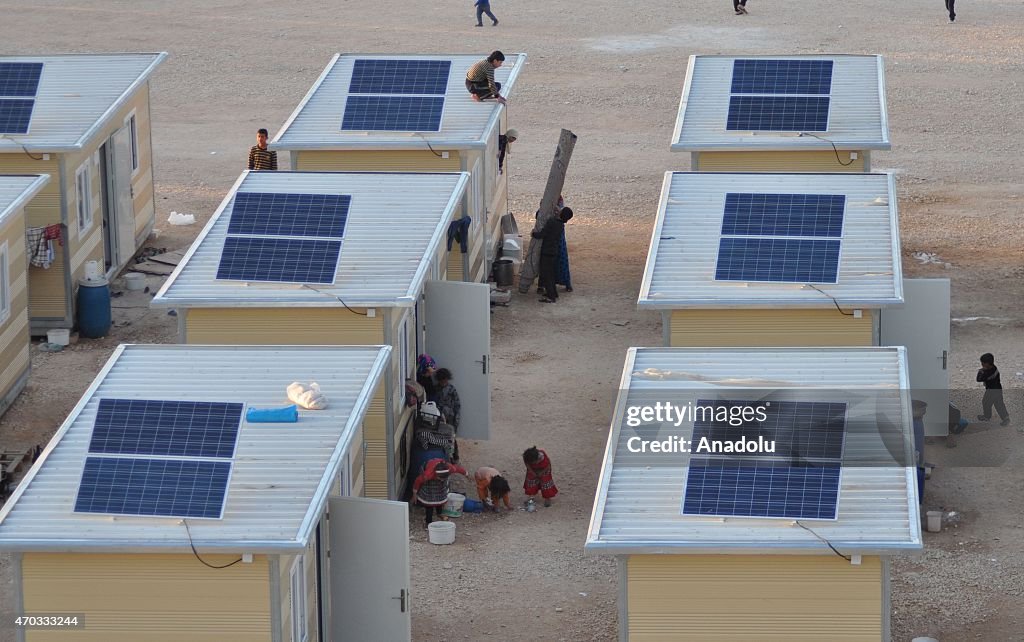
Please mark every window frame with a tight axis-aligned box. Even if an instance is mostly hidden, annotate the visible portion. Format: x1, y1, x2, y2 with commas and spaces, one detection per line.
0, 241, 10, 326
124, 110, 140, 176
289, 555, 308, 642
75, 163, 93, 236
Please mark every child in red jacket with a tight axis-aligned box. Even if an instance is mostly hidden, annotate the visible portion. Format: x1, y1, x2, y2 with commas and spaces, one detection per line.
523, 446, 558, 507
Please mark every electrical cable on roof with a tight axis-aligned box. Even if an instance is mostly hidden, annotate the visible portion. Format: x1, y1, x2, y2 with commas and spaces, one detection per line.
415, 133, 444, 158
301, 283, 369, 316
795, 521, 851, 561
805, 283, 855, 316
184, 520, 243, 569
798, 132, 856, 167
0, 135, 44, 161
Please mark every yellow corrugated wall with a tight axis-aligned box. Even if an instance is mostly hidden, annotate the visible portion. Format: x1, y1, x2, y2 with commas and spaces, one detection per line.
0, 206, 30, 410
364, 384, 388, 499
185, 307, 384, 345
21, 552, 272, 642
294, 150, 461, 172
131, 87, 157, 241
0, 156, 65, 320
670, 309, 874, 347
447, 247, 465, 280
279, 538, 319, 642
627, 554, 882, 641
696, 150, 866, 172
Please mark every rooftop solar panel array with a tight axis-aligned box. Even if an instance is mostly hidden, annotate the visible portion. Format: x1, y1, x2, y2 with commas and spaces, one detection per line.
726, 59, 833, 132
0, 62, 43, 134
341, 58, 450, 132
682, 399, 848, 520
227, 192, 350, 238
217, 236, 342, 284
75, 397, 244, 520
715, 237, 841, 283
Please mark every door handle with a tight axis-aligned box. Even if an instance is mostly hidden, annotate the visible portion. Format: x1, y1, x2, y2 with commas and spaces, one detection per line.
941, 350, 947, 370
475, 354, 487, 375
392, 588, 407, 613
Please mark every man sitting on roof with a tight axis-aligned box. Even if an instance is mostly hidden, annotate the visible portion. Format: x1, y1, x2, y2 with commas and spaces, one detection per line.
465, 51, 507, 105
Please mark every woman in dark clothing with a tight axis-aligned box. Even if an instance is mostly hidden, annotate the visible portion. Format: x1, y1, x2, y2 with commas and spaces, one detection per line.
532, 207, 573, 303
417, 354, 438, 401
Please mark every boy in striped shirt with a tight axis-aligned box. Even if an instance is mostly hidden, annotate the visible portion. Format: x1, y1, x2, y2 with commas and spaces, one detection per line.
465, 51, 507, 104
247, 128, 278, 171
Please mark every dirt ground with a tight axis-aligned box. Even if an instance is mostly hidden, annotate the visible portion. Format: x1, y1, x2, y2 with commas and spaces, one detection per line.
1, 1, 1023, 640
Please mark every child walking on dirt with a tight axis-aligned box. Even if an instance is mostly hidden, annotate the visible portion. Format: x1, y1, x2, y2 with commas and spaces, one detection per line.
522, 446, 558, 507
977, 353, 1011, 426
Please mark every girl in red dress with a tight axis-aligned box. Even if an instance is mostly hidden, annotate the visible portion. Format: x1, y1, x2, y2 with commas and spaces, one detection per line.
522, 446, 558, 507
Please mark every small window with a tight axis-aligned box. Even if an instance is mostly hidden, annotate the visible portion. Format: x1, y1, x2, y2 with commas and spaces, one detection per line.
76, 164, 93, 236
290, 556, 308, 642
0, 241, 10, 326
125, 112, 140, 173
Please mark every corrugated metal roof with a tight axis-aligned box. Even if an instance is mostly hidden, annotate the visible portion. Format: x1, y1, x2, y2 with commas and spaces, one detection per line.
639, 172, 903, 309
671, 54, 889, 152
0, 344, 390, 553
152, 171, 469, 308
587, 347, 922, 555
0, 53, 166, 152
272, 53, 526, 151
0, 175, 50, 227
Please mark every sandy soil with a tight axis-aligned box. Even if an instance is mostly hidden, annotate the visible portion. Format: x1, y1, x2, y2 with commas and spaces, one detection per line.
1, 1, 1023, 640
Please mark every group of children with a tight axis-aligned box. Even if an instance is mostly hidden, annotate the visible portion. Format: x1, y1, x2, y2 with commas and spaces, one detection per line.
410, 445, 559, 528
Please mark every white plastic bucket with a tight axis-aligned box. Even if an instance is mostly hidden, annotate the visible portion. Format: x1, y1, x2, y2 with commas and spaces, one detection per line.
47, 329, 70, 346
441, 493, 465, 518
83, 260, 101, 282
926, 511, 943, 533
124, 272, 146, 291
427, 521, 456, 545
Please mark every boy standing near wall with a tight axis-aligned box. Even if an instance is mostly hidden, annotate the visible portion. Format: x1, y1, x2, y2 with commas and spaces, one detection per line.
247, 128, 278, 170
977, 353, 1010, 426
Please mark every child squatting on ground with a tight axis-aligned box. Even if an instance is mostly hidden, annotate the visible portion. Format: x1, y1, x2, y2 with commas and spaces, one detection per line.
523, 446, 558, 507
475, 466, 512, 511
977, 353, 1011, 426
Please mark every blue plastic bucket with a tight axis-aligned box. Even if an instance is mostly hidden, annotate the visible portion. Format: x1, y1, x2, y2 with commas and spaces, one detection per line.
77, 277, 112, 338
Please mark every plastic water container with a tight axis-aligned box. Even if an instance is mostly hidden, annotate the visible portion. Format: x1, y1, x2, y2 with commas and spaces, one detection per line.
124, 272, 145, 291
46, 328, 70, 346
462, 498, 484, 513
427, 521, 456, 545
77, 276, 111, 338
441, 493, 466, 518
493, 259, 515, 287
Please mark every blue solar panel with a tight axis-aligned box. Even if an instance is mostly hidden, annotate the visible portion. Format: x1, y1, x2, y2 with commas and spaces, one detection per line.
715, 237, 840, 283
682, 458, 841, 520
726, 96, 830, 132
89, 399, 243, 459
349, 59, 451, 95
216, 236, 341, 284
691, 400, 848, 461
341, 95, 444, 132
74, 456, 231, 519
0, 99, 34, 134
0, 62, 43, 97
722, 194, 845, 238
227, 192, 350, 238
731, 59, 833, 95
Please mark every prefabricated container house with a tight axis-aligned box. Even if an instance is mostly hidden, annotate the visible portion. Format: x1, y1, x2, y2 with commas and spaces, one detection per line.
639, 171, 952, 434
0, 53, 167, 333
672, 55, 889, 172
587, 346, 922, 642
152, 170, 493, 498
271, 53, 526, 284
0, 175, 50, 417
0, 344, 419, 642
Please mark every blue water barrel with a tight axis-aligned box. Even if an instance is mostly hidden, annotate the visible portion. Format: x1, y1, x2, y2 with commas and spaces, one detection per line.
77, 277, 112, 338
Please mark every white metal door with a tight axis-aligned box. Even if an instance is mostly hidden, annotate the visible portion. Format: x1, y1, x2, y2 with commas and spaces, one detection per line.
327, 496, 411, 641
109, 126, 136, 267
880, 279, 951, 436
424, 279, 491, 439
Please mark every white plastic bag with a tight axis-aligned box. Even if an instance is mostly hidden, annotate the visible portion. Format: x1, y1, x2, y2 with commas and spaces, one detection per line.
167, 211, 196, 226
287, 381, 329, 410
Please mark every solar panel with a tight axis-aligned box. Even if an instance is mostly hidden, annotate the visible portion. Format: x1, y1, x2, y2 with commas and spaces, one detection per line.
349, 59, 451, 95
726, 96, 830, 132
0, 62, 44, 97
690, 400, 848, 461
0, 98, 34, 134
216, 236, 341, 284
75, 456, 231, 519
227, 192, 350, 238
722, 194, 845, 238
89, 399, 243, 459
341, 95, 444, 132
682, 458, 841, 520
731, 59, 833, 95
715, 237, 840, 283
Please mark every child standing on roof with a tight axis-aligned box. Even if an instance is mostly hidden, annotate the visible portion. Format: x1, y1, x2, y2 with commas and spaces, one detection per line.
522, 446, 558, 507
